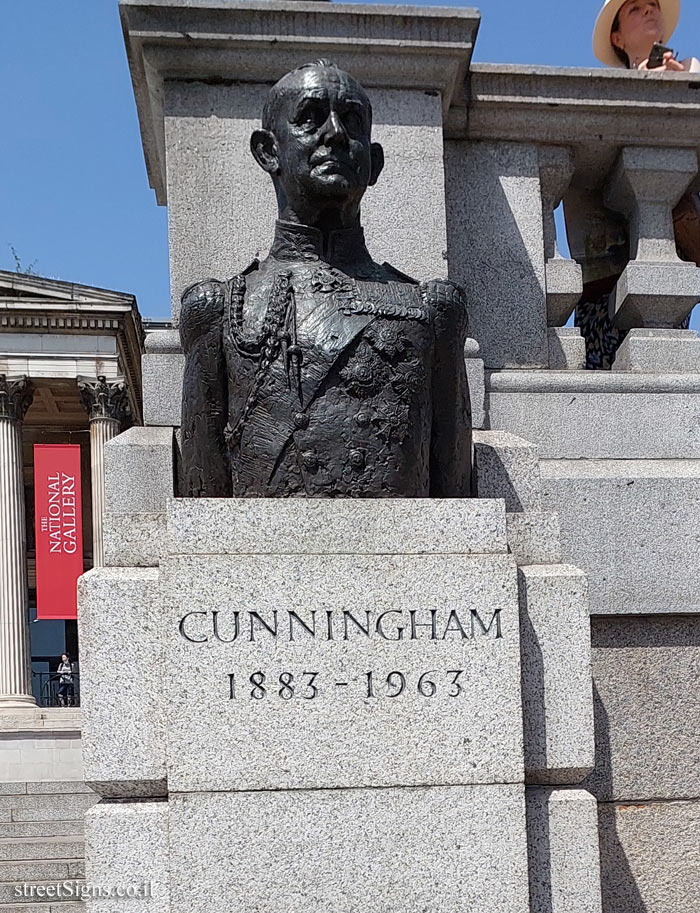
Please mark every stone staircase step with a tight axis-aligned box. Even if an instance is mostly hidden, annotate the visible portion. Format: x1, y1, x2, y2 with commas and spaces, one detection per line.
0, 823, 84, 841
24, 785, 92, 798
0, 882, 85, 904
0, 839, 84, 863
0, 906, 52, 913
0, 788, 25, 799
0, 861, 84, 883
0, 904, 83, 913
0, 784, 91, 799
0, 796, 97, 825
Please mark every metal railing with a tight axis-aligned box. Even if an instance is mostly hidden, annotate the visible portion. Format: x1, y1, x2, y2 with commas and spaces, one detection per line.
32, 671, 81, 708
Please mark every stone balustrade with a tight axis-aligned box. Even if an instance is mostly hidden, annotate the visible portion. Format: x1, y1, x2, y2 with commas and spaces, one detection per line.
446, 63, 700, 370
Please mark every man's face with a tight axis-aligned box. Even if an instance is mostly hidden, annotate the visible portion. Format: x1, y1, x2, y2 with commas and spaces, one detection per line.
270, 67, 375, 206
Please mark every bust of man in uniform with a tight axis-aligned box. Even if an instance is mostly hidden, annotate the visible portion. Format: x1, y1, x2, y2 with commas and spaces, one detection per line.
180, 60, 472, 498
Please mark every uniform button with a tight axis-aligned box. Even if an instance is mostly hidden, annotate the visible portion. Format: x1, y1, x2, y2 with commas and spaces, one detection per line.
301, 451, 319, 472
293, 412, 309, 430
354, 411, 371, 427
349, 449, 365, 470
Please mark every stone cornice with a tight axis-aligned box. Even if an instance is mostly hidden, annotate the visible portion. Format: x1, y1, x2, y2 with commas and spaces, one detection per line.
447, 63, 700, 188
0, 297, 145, 425
119, 0, 480, 204
1, 312, 123, 332
0, 375, 34, 422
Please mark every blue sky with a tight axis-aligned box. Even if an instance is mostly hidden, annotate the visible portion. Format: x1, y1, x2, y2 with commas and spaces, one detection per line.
1, 0, 699, 326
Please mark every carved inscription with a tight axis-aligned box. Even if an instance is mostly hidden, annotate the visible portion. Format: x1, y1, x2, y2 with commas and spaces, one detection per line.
227, 669, 469, 701
176, 607, 504, 706
178, 608, 502, 644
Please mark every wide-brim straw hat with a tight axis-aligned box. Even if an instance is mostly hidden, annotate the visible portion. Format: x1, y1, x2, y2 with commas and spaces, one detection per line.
593, 0, 681, 67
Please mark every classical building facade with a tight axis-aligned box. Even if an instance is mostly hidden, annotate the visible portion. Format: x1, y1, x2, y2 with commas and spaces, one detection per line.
0, 269, 144, 729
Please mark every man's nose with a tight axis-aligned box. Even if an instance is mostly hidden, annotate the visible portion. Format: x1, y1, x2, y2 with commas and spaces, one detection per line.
320, 110, 347, 145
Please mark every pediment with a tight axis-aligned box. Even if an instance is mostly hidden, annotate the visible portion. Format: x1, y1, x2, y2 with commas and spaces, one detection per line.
0, 268, 135, 307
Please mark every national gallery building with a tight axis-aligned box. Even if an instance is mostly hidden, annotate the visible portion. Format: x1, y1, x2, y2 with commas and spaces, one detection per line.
0, 268, 148, 733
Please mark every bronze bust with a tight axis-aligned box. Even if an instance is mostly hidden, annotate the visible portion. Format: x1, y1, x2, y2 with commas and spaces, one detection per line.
180, 60, 472, 497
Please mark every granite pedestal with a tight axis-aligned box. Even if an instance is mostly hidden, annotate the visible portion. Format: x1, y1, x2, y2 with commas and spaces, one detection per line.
81, 498, 535, 912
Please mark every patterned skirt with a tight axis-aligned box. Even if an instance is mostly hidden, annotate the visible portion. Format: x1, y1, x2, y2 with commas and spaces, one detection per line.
576, 193, 699, 370
576, 296, 692, 371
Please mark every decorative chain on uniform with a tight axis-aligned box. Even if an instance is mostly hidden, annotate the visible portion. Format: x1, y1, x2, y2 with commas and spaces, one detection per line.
224, 271, 296, 447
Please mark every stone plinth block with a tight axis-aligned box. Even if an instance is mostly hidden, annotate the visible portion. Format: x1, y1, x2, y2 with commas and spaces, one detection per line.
545, 259, 583, 328
169, 785, 530, 913
526, 788, 602, 913
103, 427, 174, 567
487, 371, 700, 460
612, 327, 700, 373
142, 352, 184, 427
473, 430, 541, 512
163, 548, 523, 792
609, 260, 700, 331
77, 568, 166, 797
145, 330, 180, 355
542, 459, 700, 615
587, 616, 700, 802
103, 512, 166, 569
167, 496, 508, 556
104, 427, 174, 515
598, 799, 700, 913
506, 511, 561, 566
519, 565, 594, 784
547, 326, 585, 370
85, 802, 169, 913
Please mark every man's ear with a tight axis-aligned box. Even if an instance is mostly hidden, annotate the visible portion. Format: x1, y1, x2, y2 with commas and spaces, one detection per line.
368, 142, 384, 187
611, 29, 624, 51
250, 129, 279, 174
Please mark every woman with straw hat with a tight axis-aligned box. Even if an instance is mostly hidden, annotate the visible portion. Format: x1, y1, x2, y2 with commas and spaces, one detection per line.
569, 0, 700, 368
593, 0, 698, 71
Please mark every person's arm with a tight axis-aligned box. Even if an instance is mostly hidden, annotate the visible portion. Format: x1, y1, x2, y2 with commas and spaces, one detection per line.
179, 279, 232, 497
425, 278, 472, 497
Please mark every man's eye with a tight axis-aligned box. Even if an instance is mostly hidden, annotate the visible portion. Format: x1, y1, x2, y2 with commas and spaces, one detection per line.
344, 112, 362, 132
297, 105, 324, 127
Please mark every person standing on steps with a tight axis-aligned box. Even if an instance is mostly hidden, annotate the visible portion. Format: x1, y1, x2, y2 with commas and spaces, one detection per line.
56, 653, 74, 707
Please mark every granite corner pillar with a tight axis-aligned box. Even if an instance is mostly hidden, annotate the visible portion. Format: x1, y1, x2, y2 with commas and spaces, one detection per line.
0, 374, 36, 709
78, 376, 130, 568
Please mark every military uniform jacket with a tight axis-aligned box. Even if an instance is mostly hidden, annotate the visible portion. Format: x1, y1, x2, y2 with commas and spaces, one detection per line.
180, 220, 472, 498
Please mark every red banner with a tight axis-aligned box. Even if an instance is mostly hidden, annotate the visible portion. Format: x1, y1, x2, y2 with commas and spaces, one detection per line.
34, 445, 84, 620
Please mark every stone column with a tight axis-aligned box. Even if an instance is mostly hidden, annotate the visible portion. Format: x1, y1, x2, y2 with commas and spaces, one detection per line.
604, 146, 700, 330
78, 376, 130, 568
0, 375, 36, 708
538, 146, 583, 329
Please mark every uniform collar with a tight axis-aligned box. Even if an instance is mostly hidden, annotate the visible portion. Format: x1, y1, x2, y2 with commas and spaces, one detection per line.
270, 219, 372, 267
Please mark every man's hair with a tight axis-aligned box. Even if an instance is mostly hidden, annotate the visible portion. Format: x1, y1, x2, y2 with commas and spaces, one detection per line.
611, 13, 631, 68
261, 59, 372, 132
